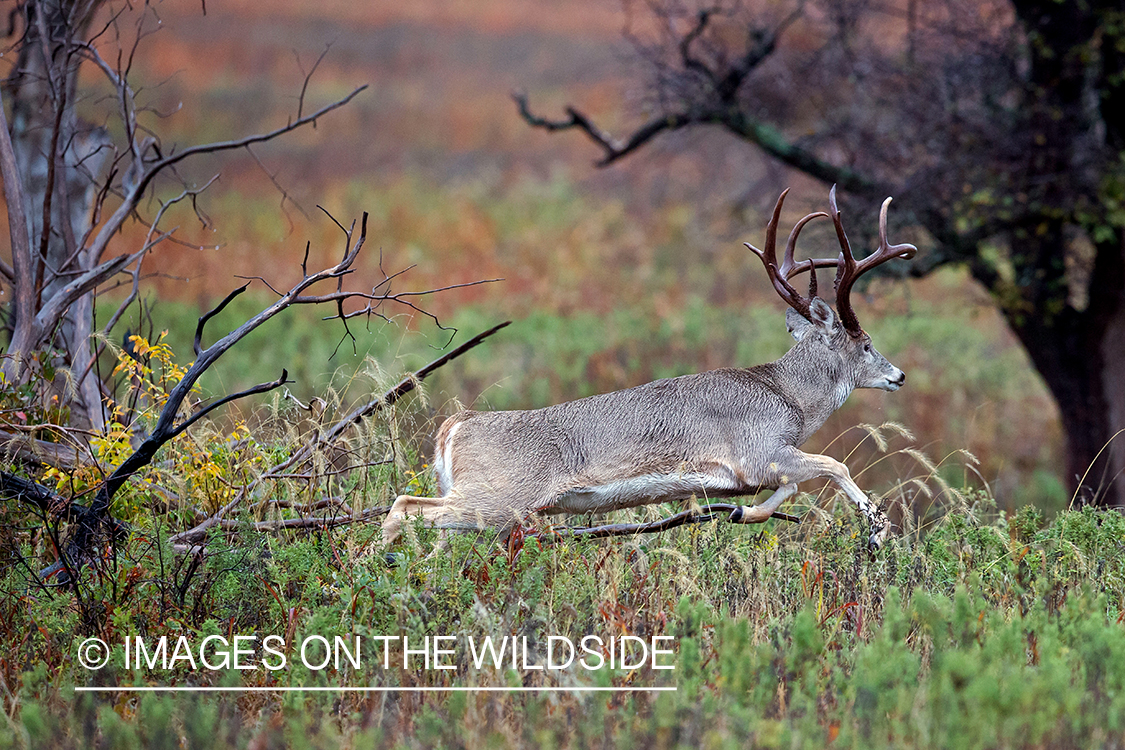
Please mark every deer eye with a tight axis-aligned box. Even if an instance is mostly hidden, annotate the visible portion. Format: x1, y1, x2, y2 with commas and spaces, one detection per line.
863, 342, 872, 353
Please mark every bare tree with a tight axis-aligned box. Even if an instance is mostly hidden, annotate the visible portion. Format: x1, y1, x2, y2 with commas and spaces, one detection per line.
0, 2, 511, 589
0, 1, 360, 432
3, 211, 504, 589
516, 0, 1125, 506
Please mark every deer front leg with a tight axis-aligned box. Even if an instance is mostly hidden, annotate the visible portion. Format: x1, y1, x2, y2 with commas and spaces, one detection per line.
772, 448, 891, 548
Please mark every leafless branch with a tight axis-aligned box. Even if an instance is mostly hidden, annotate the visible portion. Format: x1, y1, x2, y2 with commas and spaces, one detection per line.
514, 87, 880, 193
168, 507, 390, 554
513, 91, 701, 167
295, 43, 333, 121
515, 2, 882, 194
22, 84, 369, 359
167, 370, 292, 440
215, 506, 390, 533
99, 179, 217, 362
194, 283, 249, 356
246, 143, 309, 229
298, 278, 504, 308
529, 502, 800, 541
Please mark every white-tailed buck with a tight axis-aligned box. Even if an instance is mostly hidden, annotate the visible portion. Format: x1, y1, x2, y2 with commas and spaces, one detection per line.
383, 186, 915, 549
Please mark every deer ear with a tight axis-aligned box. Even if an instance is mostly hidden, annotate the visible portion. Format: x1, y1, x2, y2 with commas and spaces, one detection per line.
787, 300, 837, 342
808, 298, 837, 333
786, 308, 813, 341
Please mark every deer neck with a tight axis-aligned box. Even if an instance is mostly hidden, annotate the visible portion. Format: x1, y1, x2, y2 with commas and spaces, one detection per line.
772, 341, 854, 441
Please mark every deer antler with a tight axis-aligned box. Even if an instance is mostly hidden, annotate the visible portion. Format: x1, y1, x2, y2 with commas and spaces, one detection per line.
829, 185, 917, 336
745, 188, 835, 320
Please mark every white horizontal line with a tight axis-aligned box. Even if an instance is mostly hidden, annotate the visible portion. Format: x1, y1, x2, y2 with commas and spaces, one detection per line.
75, 686, 676, 693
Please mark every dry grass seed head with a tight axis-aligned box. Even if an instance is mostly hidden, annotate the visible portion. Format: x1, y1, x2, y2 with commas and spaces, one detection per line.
857, 423, 889, 453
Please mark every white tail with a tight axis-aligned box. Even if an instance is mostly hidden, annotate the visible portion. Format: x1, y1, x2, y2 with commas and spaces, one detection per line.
383, 187, 916, 549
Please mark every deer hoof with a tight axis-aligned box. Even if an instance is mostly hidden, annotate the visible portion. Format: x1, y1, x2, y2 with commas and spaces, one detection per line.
866, 522, 891, 550
384, 552, 405, 568
730, 505, 771, 524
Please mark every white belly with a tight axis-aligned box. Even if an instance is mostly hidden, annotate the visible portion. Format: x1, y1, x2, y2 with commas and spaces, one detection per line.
543, 471, 741, 515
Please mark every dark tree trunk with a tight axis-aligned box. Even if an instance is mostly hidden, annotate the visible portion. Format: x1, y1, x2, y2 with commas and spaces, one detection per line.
1002, 0, 1125, 505
999, 231, 1125, 507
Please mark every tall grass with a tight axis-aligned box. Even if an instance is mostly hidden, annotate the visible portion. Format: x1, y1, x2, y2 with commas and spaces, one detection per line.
5, 499, 1125, 747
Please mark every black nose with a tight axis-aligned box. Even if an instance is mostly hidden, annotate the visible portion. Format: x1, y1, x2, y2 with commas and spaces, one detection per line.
894, 371, 906, 386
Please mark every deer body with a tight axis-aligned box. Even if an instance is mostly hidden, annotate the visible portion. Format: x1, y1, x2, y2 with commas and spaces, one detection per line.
382, 188, 914, 549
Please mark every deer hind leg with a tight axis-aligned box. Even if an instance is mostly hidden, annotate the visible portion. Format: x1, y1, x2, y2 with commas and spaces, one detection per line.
382, 494, 463, 547
381, 493, 518, 552
729, 483, 798, 524
773, 448, 891, 548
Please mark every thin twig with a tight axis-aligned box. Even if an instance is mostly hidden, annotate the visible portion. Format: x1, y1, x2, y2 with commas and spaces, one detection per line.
194, 283, 249, 356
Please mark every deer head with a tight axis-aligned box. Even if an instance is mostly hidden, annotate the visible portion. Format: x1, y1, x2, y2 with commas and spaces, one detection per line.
746, 186, 916, 393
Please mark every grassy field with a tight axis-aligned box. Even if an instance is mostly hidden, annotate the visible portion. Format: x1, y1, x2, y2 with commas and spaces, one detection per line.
3, 428, 1125, 748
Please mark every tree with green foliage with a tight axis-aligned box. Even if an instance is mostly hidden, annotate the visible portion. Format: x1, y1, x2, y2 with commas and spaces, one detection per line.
518, 0, 1125, 506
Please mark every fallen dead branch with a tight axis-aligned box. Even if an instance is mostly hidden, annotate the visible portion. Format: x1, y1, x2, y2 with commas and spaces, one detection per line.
211, 506, 391, 534
0, 429, 94, 471
531, 503, 801, 541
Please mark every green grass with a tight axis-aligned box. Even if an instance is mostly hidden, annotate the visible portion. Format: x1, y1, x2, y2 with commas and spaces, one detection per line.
4, 480, 1125, 748
0, 321, 1111, 746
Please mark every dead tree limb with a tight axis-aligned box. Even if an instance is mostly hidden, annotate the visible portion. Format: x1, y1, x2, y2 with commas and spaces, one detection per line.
1, 471, 128, 583
0, 429, 94, 471
211, 506, 389, 535
512, 4, 881, 193
0, 0, 369, 428
513, 91, 700, 167
529, 503, 800, 542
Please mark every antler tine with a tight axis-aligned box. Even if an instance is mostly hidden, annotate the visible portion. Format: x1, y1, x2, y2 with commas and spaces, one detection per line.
782, 209, 833, 299
874, 196, 918, 267
830, 186, 918, 336
744, 188, 787, 268
746, 190, 843, 321
781, 210, 831, 279
745, 189, 813, 319
828, 184, 855, 287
